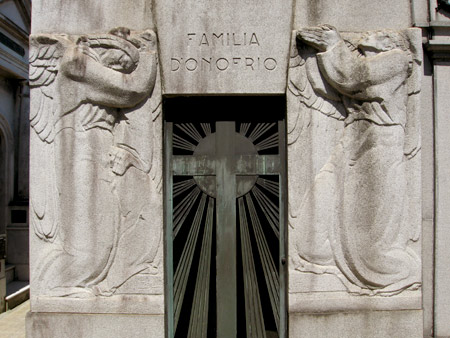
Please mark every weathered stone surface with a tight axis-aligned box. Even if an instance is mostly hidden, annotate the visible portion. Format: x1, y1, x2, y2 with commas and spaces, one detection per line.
31, 0, 154, 34
154, 0, 293, 94
28, 28, 163, 312
289, 291, 421, 313
27, 1, 434, 337
294, 0, 412, 31
288, 26, 422, 298
420, 53, 434, 338
434, 60, 450, 338
289, 310, 423, 338
26, 312, 164, 338
30, 295, 164, 315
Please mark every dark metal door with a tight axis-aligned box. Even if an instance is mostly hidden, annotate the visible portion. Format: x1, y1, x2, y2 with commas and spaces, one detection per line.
165, 97, 286, 338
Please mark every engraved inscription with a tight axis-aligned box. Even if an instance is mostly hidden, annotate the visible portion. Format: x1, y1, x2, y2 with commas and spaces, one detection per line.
187, 32, 260, 47
171, 56, 277, 72
171, 32, 277, 72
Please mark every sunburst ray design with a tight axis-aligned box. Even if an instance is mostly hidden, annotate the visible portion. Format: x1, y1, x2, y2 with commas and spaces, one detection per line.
246, 194, 280, 332
176, 123, 203, 142
173, 187, 201, 238
201, 123, 212, 136
239, 122, 251, 136
256, 178, 279, 196
173, 178, 196, 197
239, 197, 267, 338
171, 121, 282, 337
252, 186, 279, 238
248, 123, 276, 142
188, 197, 215, 338
174, 193, 207, 332
255, 133, 279, 151
173, 133, 196, 152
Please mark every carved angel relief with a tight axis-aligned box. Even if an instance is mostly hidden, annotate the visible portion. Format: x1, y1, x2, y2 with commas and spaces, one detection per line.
288, 25, 422, 295
29, 28, 163, 298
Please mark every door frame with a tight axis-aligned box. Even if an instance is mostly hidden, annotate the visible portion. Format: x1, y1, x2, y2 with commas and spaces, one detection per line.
163, 96, 288, 338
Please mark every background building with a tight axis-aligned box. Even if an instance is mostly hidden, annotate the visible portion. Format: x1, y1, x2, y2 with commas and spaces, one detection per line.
0, 0, 30, 313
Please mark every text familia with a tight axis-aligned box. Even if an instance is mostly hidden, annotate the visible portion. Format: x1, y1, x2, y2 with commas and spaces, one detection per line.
171, 32, 278, 72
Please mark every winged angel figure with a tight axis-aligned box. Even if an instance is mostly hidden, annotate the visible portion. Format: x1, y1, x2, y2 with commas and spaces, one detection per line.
29, 28, 163, 297
288, 25, 422, 295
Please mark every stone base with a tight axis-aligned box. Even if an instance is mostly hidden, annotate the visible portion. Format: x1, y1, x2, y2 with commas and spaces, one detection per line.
289, 309, 423, 338
26, 312, 164, 338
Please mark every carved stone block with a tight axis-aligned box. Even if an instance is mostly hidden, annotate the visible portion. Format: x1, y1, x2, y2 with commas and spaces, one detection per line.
26, 312, 164, 338
294, 0, 412, 31
287, 26, 422, 308
154, 0, 293, 94
289, 310, 423, 338
28, 28, 163, 314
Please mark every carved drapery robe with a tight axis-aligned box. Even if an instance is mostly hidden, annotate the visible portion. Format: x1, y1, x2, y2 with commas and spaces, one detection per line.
30, 31, 162, 297
293, 39, 420, 294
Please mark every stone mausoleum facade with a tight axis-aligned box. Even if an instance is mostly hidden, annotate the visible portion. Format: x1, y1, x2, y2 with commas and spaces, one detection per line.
26, 1, 450, 337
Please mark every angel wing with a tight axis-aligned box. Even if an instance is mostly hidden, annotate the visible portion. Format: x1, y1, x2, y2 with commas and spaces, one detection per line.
29, 34, 70, 242
30, 129, 59, 242
287, 32, 347, 227
287, 33, 346, 146
403, 28, 423, 160
401, 28, 423, 243
29, 34, 69, 143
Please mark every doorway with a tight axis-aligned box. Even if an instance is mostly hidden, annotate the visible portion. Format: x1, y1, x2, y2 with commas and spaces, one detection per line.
165, 97, 286, 338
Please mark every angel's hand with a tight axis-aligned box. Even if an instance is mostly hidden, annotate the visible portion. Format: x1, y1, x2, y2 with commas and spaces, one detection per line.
297, 25, 341, 52
135, 30, 156, 52
108, 146, 139, 176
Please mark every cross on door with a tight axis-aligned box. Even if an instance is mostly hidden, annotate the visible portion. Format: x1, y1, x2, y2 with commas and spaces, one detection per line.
165, 97, 286, 338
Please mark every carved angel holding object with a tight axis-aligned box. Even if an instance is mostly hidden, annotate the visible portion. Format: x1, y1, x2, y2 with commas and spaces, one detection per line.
30, 28, 162, 298
289, 25, 422, 295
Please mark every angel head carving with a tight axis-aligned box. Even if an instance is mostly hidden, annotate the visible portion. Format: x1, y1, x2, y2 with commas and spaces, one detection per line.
297, 25, 411, 57
289, 26, 423, 295
358, 30, 410, 57
75, 35, 139, 74
74, 28, 156, 74
30, 27, 157, 88
29, 28, 159, 239
29, 28, 158, 143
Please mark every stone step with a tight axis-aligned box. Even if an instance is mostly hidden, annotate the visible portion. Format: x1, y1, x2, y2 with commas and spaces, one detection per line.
5, 264, 15, 284
5, 281, 29, 310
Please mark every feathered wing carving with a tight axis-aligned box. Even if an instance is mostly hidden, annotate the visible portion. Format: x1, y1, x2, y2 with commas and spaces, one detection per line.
287, 32, 346, 227
404, 28, 423, 160
289, 27, 423, 295
403, 28, 423, 244
287, 33, 346, 146
29, 35, 69, 241
29, 35, 69, 142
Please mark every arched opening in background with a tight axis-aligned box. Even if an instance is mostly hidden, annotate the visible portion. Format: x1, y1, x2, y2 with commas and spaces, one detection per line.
0, 115, 14, 260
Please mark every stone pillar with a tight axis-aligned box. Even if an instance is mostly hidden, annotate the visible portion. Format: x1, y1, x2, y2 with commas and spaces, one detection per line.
433, 58, 450, 338
27, 1, 165, 336
287, 26, 424, 337
428, 18, 450, 338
